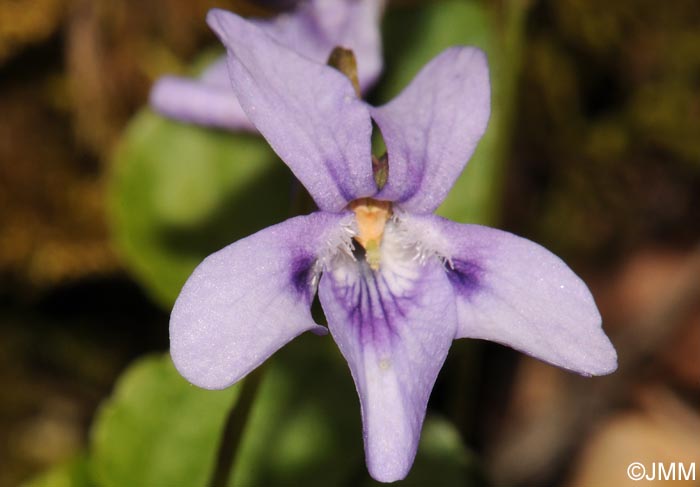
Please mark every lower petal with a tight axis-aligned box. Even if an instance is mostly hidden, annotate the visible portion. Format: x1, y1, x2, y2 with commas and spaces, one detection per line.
170, 212, 349, 389
402, 214, 617, 376
318, 243, 457, 482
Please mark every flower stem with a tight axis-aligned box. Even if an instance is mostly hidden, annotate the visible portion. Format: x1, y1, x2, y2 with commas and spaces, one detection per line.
208, 365, 266, 487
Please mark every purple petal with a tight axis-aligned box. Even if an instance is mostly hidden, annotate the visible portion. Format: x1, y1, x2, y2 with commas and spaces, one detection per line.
254, 0, 384, 91
403, 214, 617, 376
371, 47, 491, 213
170, 212, 350, 389
207, 9, 377, 212
149, 58, 256, 131
318, 229, 457, 481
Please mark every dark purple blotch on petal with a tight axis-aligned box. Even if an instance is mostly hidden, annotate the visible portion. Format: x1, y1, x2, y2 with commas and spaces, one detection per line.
290, 253, 317, 302
445, 259, 482, 298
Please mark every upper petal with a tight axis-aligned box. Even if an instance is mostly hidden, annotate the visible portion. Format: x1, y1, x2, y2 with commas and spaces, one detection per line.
371, 47, 490, 213
318, 223, 457, 482
170, 212, 350, 389
208, 9, 377, 212
402, 214, 617, 376
254, 0, 384, 91
149, 58, 256, 131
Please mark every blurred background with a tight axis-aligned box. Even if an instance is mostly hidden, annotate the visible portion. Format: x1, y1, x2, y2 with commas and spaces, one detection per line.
1, 0, 699, 486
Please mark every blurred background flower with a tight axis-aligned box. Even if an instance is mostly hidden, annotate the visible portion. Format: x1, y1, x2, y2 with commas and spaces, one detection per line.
1, 0, 698, 486
149, 0, 384, 131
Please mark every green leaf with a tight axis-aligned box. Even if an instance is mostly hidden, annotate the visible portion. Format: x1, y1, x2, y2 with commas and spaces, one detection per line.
90, 354, 239, 487
229, 336, 363, 486
109, 112, 294, 308
20, 455, 91, 487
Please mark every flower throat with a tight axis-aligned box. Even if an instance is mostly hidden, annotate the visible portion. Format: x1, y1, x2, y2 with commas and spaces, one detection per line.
349, 198, 392, 271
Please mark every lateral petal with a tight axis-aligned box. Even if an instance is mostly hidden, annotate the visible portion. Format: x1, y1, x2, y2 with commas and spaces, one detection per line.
318, 224, 457, 482
170, 212, 350, 389
371, 47, 490, 213
403, 214, 617, 376
208, 9, 377, 211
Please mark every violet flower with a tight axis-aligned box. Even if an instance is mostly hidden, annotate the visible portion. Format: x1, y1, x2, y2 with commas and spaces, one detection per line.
170, 9, 618, 482
149, 0, 383, 131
